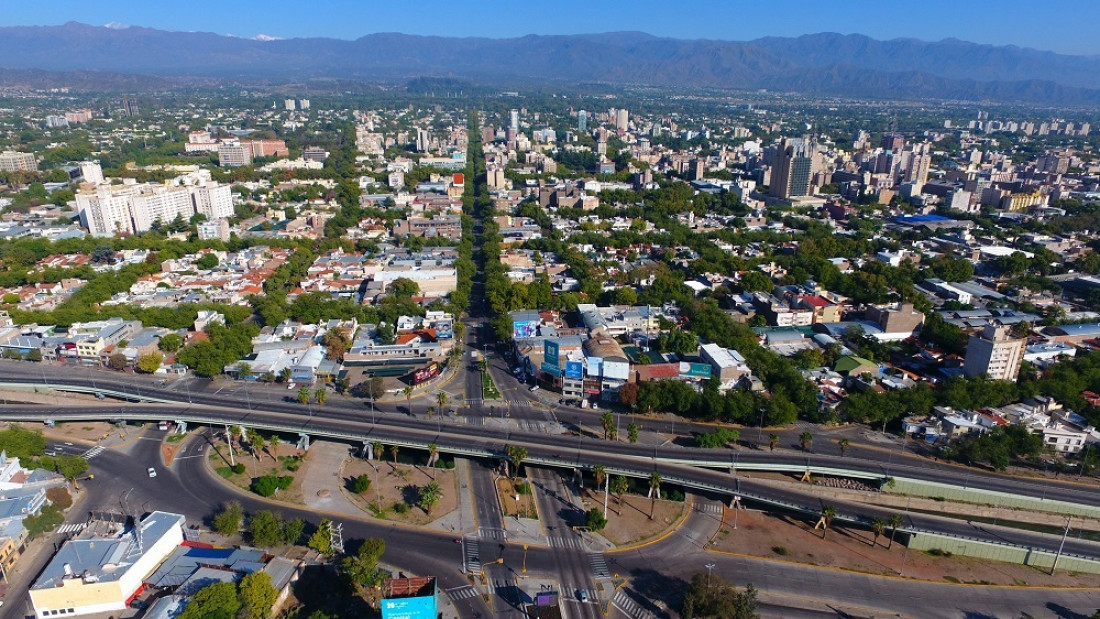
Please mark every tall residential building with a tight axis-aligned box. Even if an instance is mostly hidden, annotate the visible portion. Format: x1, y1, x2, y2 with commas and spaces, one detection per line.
577, 110, 587, 132
509, 109, 519, 131
880, 133, 905, 152
122, 96, 139, 117
963, 325, 1025, 381
218, 142, 252, 167
769, 137, 814, 199
902, 143, 932, 184
298, 99, 310, 110
285, 99, 296, 111
615, 108, 629, 132
0, 151, 37, 172
76, 174, 235, 237
79, 161, 104, 184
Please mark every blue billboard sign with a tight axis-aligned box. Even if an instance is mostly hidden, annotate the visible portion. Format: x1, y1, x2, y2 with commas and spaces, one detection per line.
513, 321, 537, 339
541, 362, 562, 377
544, 340, 560, 367
564, 360, 584, 380
679, 362, 712, 379
381, 595, 437, 619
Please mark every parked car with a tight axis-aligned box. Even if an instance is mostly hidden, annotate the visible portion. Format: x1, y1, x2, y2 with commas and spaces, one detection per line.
147, 468, 157, 478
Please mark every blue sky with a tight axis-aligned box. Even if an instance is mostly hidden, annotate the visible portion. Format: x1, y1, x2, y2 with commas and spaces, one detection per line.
6, 0, 1100, 55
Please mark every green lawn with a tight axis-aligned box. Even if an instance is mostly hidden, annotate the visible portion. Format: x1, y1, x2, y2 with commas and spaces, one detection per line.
482, 370, 501, 399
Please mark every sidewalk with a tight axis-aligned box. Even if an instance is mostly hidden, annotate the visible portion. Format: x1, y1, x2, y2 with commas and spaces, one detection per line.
426, 457, 477, 535
297, 440, 364, 519
503, 515, 546, 546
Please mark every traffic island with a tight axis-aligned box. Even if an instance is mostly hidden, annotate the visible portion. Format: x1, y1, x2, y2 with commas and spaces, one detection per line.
207, 441, 307, 504
342, 455, 459, 526
584, 489, 686, 547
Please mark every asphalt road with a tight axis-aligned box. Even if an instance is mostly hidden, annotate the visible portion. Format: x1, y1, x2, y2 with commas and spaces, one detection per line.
5, 360, 1100, 519
528, 466, 599, 619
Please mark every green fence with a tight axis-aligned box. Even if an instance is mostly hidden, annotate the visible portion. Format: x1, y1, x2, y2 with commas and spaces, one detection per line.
887, 476, 1100, 519
909, 531, 1100, 575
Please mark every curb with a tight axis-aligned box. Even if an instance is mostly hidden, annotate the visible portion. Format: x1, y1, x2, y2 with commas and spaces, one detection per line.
702, 546, 1100, 590
607, 496, 694, 554
196, 434, 468, 539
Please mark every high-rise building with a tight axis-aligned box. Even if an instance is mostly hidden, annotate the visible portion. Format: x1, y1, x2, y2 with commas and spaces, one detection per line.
218, 142, 252, 167
122, 96, 139, 117
902, 143, 931, 184
615, 108, 629, 132
509, 109, 519, 131
0, 151, 37, 172
577, 110, 587, 132
45, 115, 69, 129
79, 161, 104, 185
769, 137, 814, 199
77, 176, 235, 237
963, 325, 1024, 381
298, 99, 310, 110
880, 133, 905, 152
285, 99, 296, 111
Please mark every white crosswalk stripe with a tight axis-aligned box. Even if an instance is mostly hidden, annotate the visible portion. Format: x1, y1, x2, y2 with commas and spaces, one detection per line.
57, 523, 87, 534
613, 591, 654, 619
478, 527, 507, 541
464, 536, 480, 574
447, 585, 478, 601
550, 536, 582, 550
589, 553, 610, 578
696, 502, 723, 514
80, 446, 105, 459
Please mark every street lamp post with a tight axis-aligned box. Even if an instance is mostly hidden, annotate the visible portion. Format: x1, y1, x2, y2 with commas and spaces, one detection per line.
704, 562, 716, 593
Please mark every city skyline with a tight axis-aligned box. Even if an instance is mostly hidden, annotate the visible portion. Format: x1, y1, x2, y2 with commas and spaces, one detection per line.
5, 0, 1100, 56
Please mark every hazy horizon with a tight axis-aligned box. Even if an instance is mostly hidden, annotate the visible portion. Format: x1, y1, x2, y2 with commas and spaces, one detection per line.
6, 0, 1100, 56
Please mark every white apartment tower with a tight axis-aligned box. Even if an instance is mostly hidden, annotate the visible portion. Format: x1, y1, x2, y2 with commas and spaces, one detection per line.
79, 161, 104, 185
615, 108, 629, 132
963, 325, 1025, 381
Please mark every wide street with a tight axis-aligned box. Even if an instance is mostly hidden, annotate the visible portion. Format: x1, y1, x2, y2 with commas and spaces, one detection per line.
1, 426, 1095, 619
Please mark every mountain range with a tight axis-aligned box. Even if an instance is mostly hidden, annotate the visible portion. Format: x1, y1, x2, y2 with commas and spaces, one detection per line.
2, 22, 1099, 104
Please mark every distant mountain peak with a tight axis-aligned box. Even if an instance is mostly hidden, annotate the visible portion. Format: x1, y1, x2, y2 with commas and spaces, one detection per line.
251, 34, 281, 41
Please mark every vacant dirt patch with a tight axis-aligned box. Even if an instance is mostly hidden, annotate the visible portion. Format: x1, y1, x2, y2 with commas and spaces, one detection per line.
710, 508, 1100, 587
498, 477, 538, 519
583, 490, 686, 546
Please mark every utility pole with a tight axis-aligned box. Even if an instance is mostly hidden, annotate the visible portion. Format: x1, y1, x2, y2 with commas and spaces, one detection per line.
1051, 516, 1072, 575
603, 471, 609, 515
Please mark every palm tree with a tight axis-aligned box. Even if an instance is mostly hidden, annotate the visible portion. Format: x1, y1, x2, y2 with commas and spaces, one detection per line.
601, 411, 615, 440
593, 465, 606, 493
436, 391, 448, 417
228, 426, 242, 466
611, 476, 629, 515
297, 386, 311, 405
315, 388, 327, 406
887, 514, 904, 549
427, 443, 439, 468
420, 481, 443, 516
768, 433, 779, 451
818, 505, 837, 539
647, 472, 662, 520
388, 444, 399, 469
371, 442, 384, 462
627, 423, 640, 444
799, 431, 813, 453
402, 385, 415, 413
838, 438, 850, 457
268, 434, 281, 461
506, 445, 527, 479
871, 517, 886, 547
245, 429, 260, 459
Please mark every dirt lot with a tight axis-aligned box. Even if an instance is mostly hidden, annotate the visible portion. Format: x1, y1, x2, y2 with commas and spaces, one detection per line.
711, 507, 1100, 587
582, 490, 687, 546
498, 477, 538, 519
1, 420, 122, 444
208, 439, 308, 505
342, 457, 458, 526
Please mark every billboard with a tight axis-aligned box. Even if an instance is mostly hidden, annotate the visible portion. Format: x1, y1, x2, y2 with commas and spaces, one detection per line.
412, 363, 439, 385
513, 321, 538, 339
544, 340, 560, 367
680, 362, 712, 379
433, 319, 453, 339
564, 360, 584, 380
540, 362, 562, 377
381, 595, 437, 619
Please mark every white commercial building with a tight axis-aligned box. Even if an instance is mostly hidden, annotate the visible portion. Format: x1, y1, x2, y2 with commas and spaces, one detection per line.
29, 512, 185, 619
76, 174, 235, 237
